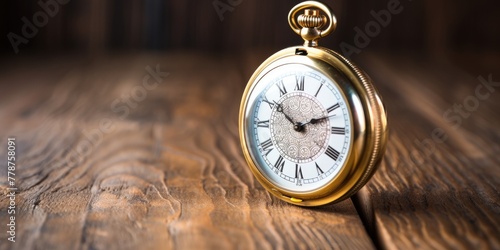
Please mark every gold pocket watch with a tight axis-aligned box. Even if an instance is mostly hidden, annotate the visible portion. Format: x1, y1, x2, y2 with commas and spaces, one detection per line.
239, 1, 387, 206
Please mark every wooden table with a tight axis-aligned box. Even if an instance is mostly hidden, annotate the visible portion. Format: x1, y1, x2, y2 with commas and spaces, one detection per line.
0, 51, 499, 249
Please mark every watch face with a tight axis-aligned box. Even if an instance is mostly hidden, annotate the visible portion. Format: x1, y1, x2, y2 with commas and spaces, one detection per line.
244, 63, 352, 193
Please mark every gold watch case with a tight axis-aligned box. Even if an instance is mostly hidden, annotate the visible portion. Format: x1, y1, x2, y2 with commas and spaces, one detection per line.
238, 1, 388, 206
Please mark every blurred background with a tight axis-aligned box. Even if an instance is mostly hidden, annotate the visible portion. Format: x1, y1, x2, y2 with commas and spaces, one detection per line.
0, 0, 499, 68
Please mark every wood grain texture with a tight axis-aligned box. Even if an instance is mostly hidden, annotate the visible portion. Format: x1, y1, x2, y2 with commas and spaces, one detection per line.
0, 51, 498, 249
354, 53, 500, 250
0, 53, 375, 250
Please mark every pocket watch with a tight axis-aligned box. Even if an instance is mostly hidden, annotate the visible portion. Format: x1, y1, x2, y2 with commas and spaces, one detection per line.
239, 1, 387, 206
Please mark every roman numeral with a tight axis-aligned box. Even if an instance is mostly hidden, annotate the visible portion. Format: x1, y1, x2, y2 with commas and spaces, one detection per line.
295, 164, 303, 179
260, 139, 273, 156
314, 84, 323, 97
331, 127, 345, 135
325, 146, 340, 161
274, 155, 286, 172
327, 103, 340, 113
257, 119, 269, 128
262, 96, 275, 109
294, 75, 305, 91
277, 81, 287, 96
315, 162, 324, 175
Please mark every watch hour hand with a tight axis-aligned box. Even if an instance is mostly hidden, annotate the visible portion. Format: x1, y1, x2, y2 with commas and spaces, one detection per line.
274, 101, 295, 125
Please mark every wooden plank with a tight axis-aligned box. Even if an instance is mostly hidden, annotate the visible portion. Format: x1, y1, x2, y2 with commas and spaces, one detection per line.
0, 53, 375, 250
353, 53, 500, 249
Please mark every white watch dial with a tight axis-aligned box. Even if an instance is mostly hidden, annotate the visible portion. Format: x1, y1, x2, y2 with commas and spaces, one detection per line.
245, 63, 352, 193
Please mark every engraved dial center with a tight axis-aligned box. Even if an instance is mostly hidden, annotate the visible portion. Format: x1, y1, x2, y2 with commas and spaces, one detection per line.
270, 92, 330, 163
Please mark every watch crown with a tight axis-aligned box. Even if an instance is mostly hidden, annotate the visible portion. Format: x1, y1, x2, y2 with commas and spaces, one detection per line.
288, 1, 337, 48
298, 9, 327, 28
